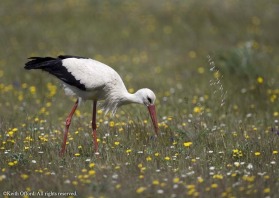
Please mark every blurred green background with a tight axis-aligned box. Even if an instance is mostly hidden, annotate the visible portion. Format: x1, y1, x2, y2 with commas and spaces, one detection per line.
1, 0, 279, 119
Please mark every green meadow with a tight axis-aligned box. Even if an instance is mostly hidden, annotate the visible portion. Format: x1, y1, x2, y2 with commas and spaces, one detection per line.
0, 1, 278, 197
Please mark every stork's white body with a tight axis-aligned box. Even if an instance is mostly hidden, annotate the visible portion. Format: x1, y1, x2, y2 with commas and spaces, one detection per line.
61, 58, 132, 113
24, 55, 158, 155
62, 58, 124, 99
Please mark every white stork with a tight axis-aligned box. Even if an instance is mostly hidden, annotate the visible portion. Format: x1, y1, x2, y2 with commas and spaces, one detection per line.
24, 55, 158, 156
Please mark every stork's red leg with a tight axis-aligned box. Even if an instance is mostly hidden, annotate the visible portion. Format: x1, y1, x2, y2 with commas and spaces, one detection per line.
92, 101, 98, 153
59, 99, 79, 156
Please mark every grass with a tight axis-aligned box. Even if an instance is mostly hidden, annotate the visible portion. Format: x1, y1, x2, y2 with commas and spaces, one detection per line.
0, 0, 279, 197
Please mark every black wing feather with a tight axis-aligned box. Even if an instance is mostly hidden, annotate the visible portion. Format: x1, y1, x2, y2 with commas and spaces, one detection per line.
58, 55, 87, 59
24, 56, 86, 90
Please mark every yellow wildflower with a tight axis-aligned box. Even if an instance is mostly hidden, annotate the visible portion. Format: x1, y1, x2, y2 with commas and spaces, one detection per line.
152, 180, 159, 185
109, 121, 115, 127
173, 177, 180, 183
183, 142, 193, 147
20, 174, 29, 180
197, 67, 205, 74
211, 183, 218, 188
164, 156, 170, 161
88, 170, 95, 176
193, 106, 202, 113
136, 187, 146, 194
89, 163, 95, 168
197, 177, 204, 183
213, 174, 223, 179
257, 76, 264, 84
146, 156, 152, 161
242, 175, 255, 182
263, 188, 270, 193
29, 86, 36, 94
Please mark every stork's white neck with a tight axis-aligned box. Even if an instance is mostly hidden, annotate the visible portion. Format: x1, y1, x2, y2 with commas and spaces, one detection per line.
122, 91, 143, 105
121, 88, 155, 106
102, 88, 155, 115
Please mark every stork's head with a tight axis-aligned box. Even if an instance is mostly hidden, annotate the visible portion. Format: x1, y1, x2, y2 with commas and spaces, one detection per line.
135, 88, 158, 135
135, 88, 156, 106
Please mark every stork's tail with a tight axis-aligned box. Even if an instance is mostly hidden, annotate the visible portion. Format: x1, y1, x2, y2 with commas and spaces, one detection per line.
24, 57, 57, 70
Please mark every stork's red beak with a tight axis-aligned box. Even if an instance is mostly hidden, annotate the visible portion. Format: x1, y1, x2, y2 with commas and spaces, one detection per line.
147, 104, 158, 136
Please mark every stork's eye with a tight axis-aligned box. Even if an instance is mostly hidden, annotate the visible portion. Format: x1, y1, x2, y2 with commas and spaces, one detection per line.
147, 97, 152, 103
